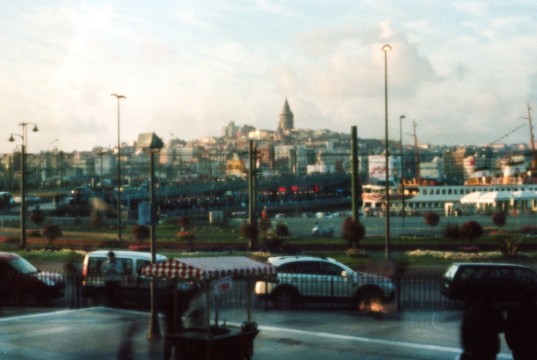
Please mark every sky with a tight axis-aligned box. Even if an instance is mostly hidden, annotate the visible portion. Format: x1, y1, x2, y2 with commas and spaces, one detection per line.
2, 0, 537, 154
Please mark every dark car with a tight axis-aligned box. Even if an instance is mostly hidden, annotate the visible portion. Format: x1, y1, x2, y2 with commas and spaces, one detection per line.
0, 252, 64, 306
441, 262, 537, 305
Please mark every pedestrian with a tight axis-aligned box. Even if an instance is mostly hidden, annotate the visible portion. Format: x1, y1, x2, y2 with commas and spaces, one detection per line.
460, 293, 504, 360
100, 251, 123, 307
505, 288, 537, 360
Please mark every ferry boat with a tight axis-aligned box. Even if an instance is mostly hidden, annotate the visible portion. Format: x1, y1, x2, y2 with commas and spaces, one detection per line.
362, 160, 537, 217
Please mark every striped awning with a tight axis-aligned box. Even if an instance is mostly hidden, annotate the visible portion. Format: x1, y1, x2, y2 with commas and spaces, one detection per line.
141, 256, 276, 282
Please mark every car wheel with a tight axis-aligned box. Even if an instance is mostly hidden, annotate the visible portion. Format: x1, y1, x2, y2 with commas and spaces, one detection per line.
20, 291, 39, 306
273, 289, 296, 310
356, 288, 384, 313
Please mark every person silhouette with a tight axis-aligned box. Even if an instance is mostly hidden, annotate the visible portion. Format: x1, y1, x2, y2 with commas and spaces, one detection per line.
460, 293, 504, 360
505, 287, 537, 360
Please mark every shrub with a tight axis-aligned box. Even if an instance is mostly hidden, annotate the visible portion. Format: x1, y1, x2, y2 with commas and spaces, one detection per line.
29, 208, 45, 226
263, 229, 284, 252
443, 223, 460, 239
424, 211, 440, 228
132, 224, 150, 242
178, 217, 192, 231
498, 236, 522, 258
521, 225, 537, 235
258, 217, 272, 234
342, 217, 365, 248
344, 248, 368, 258
275, 222, 289, 237
460, 221, 483, 241
91, 212, 105, 229
492, 212, 506, 227
43, 224, 63, 246
176, 230, 196, 250
240, 222, 258, 250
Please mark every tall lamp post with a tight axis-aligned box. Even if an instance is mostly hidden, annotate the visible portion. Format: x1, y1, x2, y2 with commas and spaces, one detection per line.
111, 93, 126, 241
9, 122, 39, 250
137, 132, 164, 340
382, 44, 392, 259
399, 115, 406, 227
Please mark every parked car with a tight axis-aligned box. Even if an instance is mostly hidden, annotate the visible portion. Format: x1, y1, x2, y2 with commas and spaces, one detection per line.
0, 252, 64, 306
81, 250, 168, 307
441, 262, 537, 305
255, 255, 395, 311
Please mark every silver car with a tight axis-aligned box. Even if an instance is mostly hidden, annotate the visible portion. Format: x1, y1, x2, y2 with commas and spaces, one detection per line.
255, 255, 395, 311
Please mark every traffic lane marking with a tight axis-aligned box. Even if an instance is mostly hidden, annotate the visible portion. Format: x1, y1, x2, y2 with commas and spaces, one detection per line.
227, 322, 513, 359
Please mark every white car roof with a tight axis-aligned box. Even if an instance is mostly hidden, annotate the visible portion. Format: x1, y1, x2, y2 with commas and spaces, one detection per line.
88, 250, 167, 261
268, 255, 339, 267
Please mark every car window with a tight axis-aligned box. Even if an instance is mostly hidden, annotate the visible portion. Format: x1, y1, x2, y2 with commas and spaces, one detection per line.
136, 260, 151, 275
88, 257, 133, 276
458, 267, 487, 280
514, 268, 537, 283
319, 263, 345, 276
278, 261, 318, 274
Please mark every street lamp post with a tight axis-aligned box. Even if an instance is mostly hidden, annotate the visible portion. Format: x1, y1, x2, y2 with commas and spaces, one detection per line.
399, 115, 406, 227
111, 93, 126, 241
136, 132, 164, 340
382, 44, 392, 259
9, 122, 39, 250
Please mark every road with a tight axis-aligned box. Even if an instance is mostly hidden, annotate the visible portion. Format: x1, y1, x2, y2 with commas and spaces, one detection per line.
272, 213, 537, 238
0, 306, 515, 359
223, 308, 514, 360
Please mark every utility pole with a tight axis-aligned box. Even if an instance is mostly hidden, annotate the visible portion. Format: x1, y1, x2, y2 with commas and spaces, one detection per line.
351, 126, 362, 221
525, 104, 537, 171
412, 120, 421, 185
247, 140, 259, 250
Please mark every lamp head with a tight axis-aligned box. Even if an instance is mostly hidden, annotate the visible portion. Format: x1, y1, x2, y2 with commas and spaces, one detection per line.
382, 44, 392, 52
8, 134, 15, 142
400, 115, 406, 120
32, 125, 39, 132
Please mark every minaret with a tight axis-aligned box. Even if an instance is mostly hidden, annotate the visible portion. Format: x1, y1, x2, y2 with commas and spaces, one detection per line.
278, 99, 294, 133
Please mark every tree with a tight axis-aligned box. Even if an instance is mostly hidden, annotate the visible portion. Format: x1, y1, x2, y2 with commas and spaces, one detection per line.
492, 212, 506, 228
342, 217, 365, 249
240, 222, 258, 250
132, 224, 150, 242
460, 220, 483, 241
43, 224, 62, 246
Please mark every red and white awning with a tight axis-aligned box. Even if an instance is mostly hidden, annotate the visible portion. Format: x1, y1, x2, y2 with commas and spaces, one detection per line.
142, 256, 276, 282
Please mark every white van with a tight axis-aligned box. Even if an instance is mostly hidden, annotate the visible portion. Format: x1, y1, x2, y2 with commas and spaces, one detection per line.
81, 250, 168, 307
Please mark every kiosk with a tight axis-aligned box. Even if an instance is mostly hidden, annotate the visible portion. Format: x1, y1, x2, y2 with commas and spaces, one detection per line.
142, 256, 276, 360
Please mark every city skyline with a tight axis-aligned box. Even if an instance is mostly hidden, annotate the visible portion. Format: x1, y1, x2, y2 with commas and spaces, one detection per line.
2, 1, 537, 154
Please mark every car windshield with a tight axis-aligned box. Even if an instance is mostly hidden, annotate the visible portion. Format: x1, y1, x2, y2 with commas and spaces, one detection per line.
9, 257, 38, 275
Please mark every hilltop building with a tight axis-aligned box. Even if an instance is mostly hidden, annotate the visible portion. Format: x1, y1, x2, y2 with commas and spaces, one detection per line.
278, 99, 294, 133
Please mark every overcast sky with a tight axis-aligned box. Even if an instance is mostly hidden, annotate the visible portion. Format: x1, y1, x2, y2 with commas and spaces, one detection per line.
2, 1, 537, 153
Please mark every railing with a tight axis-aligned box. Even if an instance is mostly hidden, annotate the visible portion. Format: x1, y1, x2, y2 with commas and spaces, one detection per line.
5, 270, 461, 311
